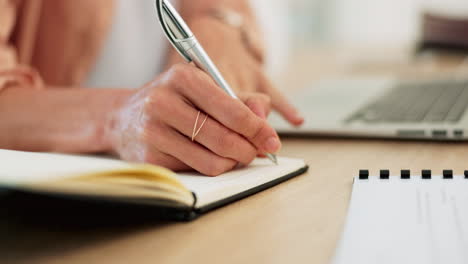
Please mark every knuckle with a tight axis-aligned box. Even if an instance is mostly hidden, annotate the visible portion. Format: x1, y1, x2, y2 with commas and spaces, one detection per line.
202, 159, 237, 176
140, 120, 166, 147
146, 91, 175, 118
249, 120, 268, 142
169, 64, 213, 93
213, 132, 255, 164
142, 94, 157, 113
232, 108, 252, 126
214, 131, 239, 157
245, 93, 271, 110
167, 64, 193, 86
236, 110, 264, 140
152, 122, 169, 145
169, 63, 189, 76
242, 147, 257, 164
158, 96, 176, 116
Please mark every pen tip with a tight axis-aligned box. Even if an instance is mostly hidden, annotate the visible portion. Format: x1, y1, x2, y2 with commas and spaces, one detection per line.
266, 153, 278, 165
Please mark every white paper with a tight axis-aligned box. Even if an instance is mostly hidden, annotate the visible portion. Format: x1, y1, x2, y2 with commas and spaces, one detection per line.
177, 157, 306, 208
333, 175, 468, 264
0, 149, 306, 207
0, 149, 132, 184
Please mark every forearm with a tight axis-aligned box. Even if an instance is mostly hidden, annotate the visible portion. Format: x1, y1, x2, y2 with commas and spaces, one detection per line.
177, 0, 261, 46
177, 0, 255, 20
0, 87, 131, 153
165, 0, 264, 71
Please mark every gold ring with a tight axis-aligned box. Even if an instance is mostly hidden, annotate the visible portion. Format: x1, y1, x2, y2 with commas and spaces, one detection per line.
191, 111, 208, 142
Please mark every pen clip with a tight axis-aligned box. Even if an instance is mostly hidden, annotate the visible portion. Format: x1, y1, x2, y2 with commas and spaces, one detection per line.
156, 0, 194, 62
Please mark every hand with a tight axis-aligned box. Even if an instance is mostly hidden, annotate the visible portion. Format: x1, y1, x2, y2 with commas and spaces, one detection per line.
108, 64, 281, 176
185, 16, 305, 127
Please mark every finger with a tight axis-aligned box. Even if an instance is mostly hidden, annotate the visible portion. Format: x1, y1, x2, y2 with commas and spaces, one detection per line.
238, 92, 271, 120
258, 74, 304, 126
169, 64, 281, 154
146, 120, 238, 176
143, 149, 192, 172
155, 94, 258, 165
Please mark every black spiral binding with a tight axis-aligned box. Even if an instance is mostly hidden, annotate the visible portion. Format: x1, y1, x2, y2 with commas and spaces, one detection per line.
358, 170, 468, 179
380, 170, 390, 179
359, 170, 369, 180
443, 170, 453, 179
422, 170, 432, 179
401, 170, 411, 179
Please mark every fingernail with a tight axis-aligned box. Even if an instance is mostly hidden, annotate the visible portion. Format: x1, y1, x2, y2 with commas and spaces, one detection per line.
294, 112, 305, 123
264, 137, 281, 153
297, 115, 305, 123
295, 110, 304, 120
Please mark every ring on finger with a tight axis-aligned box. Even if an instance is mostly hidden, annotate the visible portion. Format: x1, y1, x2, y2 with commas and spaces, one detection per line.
191, 111, 208, 142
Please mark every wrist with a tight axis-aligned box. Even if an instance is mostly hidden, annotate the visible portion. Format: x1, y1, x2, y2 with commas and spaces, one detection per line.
205, 7, 265, 63
101, 89, 135, 155
178, 0, 254, 20
0, 87, 135, 154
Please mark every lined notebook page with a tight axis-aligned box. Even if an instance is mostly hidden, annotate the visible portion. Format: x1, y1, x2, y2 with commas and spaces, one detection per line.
177, 157, 306, 208
333, 175, 468, 264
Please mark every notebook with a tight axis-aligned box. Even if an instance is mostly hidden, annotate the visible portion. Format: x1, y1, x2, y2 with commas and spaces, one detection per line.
0, 149, 307, 221
333, 170, 468, 264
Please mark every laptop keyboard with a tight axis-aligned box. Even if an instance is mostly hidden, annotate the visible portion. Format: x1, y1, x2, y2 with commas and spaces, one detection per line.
347, 80, 468, 123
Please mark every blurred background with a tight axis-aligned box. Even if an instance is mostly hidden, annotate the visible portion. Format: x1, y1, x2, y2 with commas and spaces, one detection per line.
251, 0, 468, 85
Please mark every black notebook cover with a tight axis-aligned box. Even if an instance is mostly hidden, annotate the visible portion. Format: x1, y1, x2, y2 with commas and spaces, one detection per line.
0, 165, 308, 222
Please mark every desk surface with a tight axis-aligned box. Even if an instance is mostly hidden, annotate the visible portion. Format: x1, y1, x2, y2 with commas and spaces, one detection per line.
2, 49, 468, 264
3, 139, 468, 264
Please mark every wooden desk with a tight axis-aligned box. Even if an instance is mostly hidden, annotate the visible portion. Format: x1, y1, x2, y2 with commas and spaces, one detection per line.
3, 139, 468, 264
2, 49, 468, 264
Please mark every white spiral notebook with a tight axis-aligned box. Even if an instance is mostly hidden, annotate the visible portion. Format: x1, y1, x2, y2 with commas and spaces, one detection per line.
333, 170, 468, 264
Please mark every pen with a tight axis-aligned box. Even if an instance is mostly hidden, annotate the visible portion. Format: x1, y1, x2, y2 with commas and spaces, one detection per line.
155, 0, 278, 165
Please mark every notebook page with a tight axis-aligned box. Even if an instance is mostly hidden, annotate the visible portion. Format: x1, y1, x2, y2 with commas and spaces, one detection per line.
333, 176, 468, 264
0, 149, 133, 184
177, 157, 306, 208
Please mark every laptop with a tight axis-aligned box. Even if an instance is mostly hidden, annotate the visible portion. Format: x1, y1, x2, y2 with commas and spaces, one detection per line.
270, 77, 468, 140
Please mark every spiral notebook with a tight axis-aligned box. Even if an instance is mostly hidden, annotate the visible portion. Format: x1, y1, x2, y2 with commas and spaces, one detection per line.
333, 170, 468, 264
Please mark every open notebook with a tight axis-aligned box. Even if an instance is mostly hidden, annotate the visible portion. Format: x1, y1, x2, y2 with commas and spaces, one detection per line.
0, 149, 307, 221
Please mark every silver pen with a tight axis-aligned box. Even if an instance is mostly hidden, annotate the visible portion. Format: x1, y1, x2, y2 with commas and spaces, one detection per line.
155, 0, 278, 165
